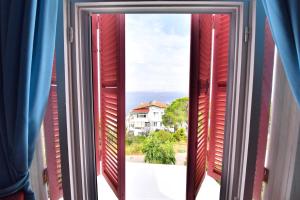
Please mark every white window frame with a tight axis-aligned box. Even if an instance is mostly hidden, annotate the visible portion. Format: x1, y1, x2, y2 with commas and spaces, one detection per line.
55, 1, 258, 200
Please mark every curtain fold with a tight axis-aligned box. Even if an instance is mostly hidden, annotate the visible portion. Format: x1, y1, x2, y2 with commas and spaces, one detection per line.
262, 0, 300, 107
0, 1, 58, 199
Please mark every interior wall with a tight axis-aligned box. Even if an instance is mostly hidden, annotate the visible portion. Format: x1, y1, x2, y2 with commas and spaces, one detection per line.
290, 111, 300, 199
263, 53, 300, 200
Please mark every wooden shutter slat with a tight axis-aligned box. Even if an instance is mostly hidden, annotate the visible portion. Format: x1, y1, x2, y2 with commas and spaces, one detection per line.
105, 155, 119, 173
104, 96, 118, 105
44, 59, 63, 200
105, 139, 118, 152
105, 110, 117, 118
105, 150, 119, 165
105, 146, 118, 161
207, 14, 230, 182
105, 112, 118, 121
104, 168, 118, 185
100, 14, 125, 200
187, 14, 213, 200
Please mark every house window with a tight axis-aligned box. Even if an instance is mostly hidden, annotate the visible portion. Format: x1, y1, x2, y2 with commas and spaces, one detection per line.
138, 114, 146, 118
153, 122, 158, 127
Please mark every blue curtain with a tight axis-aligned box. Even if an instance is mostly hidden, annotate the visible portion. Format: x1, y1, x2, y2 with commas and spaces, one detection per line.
0, 1, 58, 199
262, 0, 300, 107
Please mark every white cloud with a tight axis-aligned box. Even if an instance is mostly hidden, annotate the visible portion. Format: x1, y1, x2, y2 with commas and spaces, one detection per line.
125, 14, 191, 93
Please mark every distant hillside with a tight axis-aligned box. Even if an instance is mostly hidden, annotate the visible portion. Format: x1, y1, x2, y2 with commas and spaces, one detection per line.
126, 91, 188, 114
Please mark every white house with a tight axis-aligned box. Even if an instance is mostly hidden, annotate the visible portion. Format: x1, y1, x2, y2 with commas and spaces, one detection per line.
126, 101, 168, 136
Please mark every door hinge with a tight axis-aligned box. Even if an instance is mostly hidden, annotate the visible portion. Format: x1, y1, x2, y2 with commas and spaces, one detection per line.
263, 167, 269, 183
205, 80, 209, 95
43, 168, 48, 184
244, 26, 250, 43
67, 26, 74, 43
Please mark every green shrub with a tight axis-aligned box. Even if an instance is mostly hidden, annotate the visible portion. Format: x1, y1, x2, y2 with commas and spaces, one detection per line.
125, 135, 146, 155
152, 130, 175, 142
126, 135, 146, 145
126, 143, 143, 155
172, 128, 187, 142
142, 130, 176, 164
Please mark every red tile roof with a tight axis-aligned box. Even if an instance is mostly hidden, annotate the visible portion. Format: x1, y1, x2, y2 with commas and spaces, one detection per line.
132, 108, 149, 113
133, 101, 168, 111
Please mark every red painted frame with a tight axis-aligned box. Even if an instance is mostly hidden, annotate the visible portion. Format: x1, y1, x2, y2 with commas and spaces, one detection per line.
207, 14, 230, 182
91, 14, 101, 176
186, 14, 200, 200
100, 14, 125, 200
116, 14, 126, 200
186, 14, 213, 200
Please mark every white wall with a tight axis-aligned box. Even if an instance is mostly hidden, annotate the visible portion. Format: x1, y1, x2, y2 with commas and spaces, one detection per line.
291, 127, 300, 200
148, 106, 165, 131
263, 55, 300, 200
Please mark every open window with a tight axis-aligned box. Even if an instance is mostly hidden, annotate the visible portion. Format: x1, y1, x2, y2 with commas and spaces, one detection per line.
27, 2, 290, 200
91, 12, 231, 200
60, 1, 258, 200
27, 3, 291, 200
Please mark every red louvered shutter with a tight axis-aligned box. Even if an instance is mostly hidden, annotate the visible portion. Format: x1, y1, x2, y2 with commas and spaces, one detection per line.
100, 14, 125, 200
252, 19, 275, 200
44, 57, 63, 200
207, 14, 230, 181
91, 14, 101, 176
186, 14, 213, 200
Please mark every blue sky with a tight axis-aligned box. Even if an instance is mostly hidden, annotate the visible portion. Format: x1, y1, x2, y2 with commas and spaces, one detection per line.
125, 14, 191, 93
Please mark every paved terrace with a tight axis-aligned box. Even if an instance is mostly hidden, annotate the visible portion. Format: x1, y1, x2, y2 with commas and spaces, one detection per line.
98, 162, 220, 200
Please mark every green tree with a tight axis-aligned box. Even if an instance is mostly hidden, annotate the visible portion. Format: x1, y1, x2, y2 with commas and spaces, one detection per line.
142, 130, 176, 164
162, 97, 188, 131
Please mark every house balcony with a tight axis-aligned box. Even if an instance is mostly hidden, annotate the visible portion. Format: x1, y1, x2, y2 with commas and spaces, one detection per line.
97, 161, 220, 200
